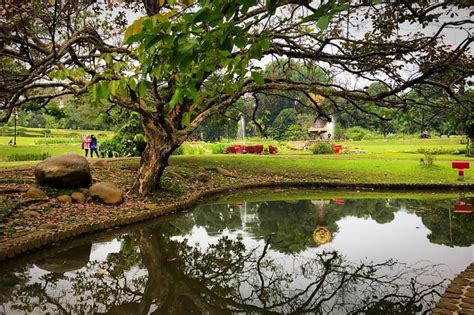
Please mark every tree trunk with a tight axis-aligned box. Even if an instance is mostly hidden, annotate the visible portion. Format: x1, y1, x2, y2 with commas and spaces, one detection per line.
135, 115, 179, 196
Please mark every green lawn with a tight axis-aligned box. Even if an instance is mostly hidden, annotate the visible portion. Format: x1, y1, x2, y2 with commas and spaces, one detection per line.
172, 154, 474, 184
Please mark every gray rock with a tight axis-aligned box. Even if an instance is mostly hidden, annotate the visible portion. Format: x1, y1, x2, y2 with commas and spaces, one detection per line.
89, 182, 123, 204
23, 187, 48, 199
34, 154, 92, 188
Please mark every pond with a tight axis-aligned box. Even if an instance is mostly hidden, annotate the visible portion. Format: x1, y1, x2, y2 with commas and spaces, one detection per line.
0, 191, 473, 314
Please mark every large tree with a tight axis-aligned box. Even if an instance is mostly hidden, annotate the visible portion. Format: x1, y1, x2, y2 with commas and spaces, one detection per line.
1, 0, 472, 195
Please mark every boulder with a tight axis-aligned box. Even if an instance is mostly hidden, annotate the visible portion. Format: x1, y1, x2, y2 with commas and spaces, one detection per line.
89, 182, 123, 204
34, 154, 92, 188
71, 192, 87, 203
57, 195, 72, 203
23, 187, 47, 199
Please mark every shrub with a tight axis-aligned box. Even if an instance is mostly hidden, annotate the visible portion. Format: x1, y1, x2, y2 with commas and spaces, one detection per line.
182, 144, 205, 155
311, 144, 334, 154
419, 152, 435, 166
7, 152, 51, 161
100, 133, 146, 158
344, 126, 372, 141
210, 143, 226, 154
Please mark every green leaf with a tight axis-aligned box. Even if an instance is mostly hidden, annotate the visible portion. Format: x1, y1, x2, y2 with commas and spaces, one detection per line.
194, 6, 211, 23
142, 18, 154, 30
236, 0, 258, 6
265, 0, 277, 14
97, 81, 109, 100
49, 69, 70, 80
334, 3, 350, 12
235, 34, 248, 48
260, 38, 270, 51
75, 67, 86, 78
144, 36, 162, 51
128, 78, 137, 91
109, 80, 119, 95
124, 17, 146, 43
317, 15, 331, 30
103, 53, 112, 64
137, 80, 148, 97
185, 87, 198, 100
169, 88, 184, 108
181, 111, 191, 127
251, 71, 264, 85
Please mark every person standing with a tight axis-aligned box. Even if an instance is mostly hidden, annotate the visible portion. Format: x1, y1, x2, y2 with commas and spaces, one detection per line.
90, 134, 99, 158
82, 134, 91, 158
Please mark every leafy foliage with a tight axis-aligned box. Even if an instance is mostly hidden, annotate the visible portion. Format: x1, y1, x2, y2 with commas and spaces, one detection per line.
311, 144, 334, 155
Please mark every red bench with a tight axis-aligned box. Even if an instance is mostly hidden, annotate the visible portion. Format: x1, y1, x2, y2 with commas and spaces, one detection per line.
225, 145, 276, 154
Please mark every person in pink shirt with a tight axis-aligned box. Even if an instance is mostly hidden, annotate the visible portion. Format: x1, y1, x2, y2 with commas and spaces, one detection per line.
82, 134, 91, 158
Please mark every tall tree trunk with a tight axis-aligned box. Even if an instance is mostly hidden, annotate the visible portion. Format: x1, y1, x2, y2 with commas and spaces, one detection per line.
135, 114, 179, 196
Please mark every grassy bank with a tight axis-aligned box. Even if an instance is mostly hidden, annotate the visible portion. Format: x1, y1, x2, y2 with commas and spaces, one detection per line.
170, 154, 474, 184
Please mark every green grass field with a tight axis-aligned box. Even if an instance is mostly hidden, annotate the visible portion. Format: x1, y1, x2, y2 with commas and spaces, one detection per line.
172, 154, 473, 184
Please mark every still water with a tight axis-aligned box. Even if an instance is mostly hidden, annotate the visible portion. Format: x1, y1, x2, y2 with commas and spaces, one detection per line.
1, 194, 473, 314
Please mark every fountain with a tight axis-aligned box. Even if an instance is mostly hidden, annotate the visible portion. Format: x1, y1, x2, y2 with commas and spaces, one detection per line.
236, 115, 246, 144
308, 116, 334, 141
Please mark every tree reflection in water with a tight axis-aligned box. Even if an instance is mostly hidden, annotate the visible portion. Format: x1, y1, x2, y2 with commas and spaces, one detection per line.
4, 222, 446, 314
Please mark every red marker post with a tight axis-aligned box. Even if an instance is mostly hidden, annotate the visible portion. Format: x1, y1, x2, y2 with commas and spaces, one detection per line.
452, 161, 470, 180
